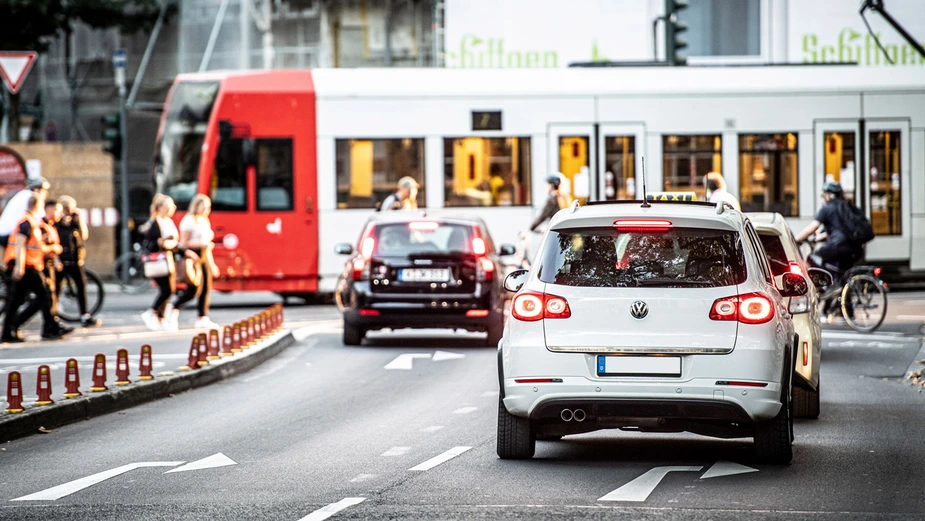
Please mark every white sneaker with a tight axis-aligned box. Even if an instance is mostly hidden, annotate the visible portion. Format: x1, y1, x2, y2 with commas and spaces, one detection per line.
161, 304, 179, 331
194, 317, 220, 330
140, 310, 161, 331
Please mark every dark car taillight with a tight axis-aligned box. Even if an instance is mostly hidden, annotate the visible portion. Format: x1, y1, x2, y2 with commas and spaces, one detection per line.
352, 227, 376, 281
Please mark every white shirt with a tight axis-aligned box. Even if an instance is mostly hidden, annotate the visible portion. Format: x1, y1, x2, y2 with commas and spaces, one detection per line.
708, 188, 742, 211
157, 215, 179, 240
179, 215, 214, 244
0, 190, 33, 236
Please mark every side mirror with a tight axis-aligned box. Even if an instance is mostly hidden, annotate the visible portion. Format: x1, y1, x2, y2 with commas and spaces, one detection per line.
503, 269, 528, 293
334, 243, 354, 255
780, 272, 808, 297
499, 244, 516, 256
807, 267, 833, 289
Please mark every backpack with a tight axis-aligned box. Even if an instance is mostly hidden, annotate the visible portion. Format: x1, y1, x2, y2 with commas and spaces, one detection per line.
837, 200, 875, 245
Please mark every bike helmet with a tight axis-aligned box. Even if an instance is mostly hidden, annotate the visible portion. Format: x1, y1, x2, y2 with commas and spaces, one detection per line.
545, 175, 561, 189
822, 181, 843, 196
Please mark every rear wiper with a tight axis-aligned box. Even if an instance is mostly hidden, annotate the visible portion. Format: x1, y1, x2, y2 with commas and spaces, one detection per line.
635, 278, 712, 287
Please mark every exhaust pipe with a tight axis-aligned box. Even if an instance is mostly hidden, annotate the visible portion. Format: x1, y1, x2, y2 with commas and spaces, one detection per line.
573, 408, 586, 422
560, 409, 573, 422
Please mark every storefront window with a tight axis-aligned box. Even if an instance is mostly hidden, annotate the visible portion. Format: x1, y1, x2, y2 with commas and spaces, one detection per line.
335, 139, 425, 209
443, 137, 531, 207
603, 136, 636, 200
738, 133, 798, 216
662, 135, 722, 200
823, 132, 856, 205
869, 131, 901, 236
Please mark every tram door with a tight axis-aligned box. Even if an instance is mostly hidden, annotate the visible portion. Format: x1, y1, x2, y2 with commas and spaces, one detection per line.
814, 120, 911, 262
548, 124, 646, 203
596, 124, 645, 202
548, 125, 596, 204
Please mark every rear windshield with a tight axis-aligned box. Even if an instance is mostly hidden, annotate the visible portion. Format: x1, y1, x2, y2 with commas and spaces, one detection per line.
538, 227, 746, 288
757, 232, 789, 276
373, 222, 474, 257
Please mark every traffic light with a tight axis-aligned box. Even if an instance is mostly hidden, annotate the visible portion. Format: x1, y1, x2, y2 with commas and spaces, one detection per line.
665, 0, 689, 66
101, 113, 122, 159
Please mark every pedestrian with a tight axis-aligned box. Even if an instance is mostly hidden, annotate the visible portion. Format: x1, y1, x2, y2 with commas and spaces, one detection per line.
379, 176, 419, 211
55, 196, 100, 327
170, 194, 220, 330
704, 172, 741, 211
0, 177, 50, 248
41, 199, 63, 316
1, 194, 71, 342
140, 194, 179, 331
529, 175, 566, 232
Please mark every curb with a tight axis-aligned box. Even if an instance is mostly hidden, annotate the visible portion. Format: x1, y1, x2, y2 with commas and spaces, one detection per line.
0, 329, 295, 442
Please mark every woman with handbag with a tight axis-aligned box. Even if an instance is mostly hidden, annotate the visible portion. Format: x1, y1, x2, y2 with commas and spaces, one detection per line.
140, 194, 178, 331
170, 194, 220, 330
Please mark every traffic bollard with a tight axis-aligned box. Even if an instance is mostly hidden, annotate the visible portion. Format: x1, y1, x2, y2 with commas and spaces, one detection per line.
64, 358, 82, 398
90, 353, 108, 392
35, 365, 54, 405
138, 344, 154, 380
5, 372, 24, 413
115, 348, 131, 385
221, 326, 234, 357
207, 329, 220, 360
179, 337, 200, 371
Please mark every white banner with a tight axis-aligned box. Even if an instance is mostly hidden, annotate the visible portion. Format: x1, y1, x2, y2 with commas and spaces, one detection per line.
788, 0, 925, 67
444, 0, 651, 68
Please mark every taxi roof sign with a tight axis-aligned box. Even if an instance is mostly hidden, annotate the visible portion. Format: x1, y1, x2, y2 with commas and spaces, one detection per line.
646, 192, 697, 202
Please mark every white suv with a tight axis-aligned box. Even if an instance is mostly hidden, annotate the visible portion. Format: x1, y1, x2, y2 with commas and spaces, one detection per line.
497, 201, 808, 464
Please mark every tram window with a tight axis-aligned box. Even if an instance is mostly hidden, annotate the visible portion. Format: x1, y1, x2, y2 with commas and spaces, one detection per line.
256, 139, 294, 211
211, 138, 247, 212
738, 133, 798, 217
823, 132, 857, 205
662, 135, 722, 200
604, 136, 636, 200
335, 139, 424, 210
869, 130, 901, 236
443, 137, 532, 207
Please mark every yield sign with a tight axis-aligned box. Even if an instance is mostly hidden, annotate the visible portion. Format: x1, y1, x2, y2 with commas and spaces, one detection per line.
0, 52, 38, 94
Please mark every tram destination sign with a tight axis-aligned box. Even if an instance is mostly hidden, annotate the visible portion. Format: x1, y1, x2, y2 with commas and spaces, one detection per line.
472, 111, 502, 131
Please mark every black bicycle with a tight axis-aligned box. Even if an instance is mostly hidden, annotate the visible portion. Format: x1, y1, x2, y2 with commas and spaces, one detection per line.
113, 242, 151, 293
803, 236, 888, 333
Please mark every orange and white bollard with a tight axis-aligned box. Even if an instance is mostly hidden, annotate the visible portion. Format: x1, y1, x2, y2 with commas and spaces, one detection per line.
239, 321, 250, 350
231, 323, 242, 353
197, 333, 209, 366
207, 329, 220, 360
35, 365, 54, 405
5, 372, 24, 413
138, 344, 154, 380
115, 348, 132, 385
247, 318, 256, 347
64, 358, 82, 398
90, 353, 108, 392
179, 337, 200, 371
221, 326, 234, 357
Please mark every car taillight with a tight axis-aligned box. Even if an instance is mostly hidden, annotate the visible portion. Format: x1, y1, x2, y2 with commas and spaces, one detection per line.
789, 262, 804, 276
710, 292, 774, 324
512, 291, 571, 322
614, 219, 672, 232
477, 256, 494, 281
361, 236, 375, 259
352, 257, 369, 281
353, 226, 376, 281
472, 237, 487, 255
873, 266, 882, 277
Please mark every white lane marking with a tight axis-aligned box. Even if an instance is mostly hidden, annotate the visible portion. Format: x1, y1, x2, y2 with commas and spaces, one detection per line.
598, 466, 703, 502
11, 462, 185, 501
481, 391, 499, 397
0, 354, 188, 365
700, 461, 758, 479
823, 331, 908, 341
349, 474, 375, 483
828, 340, 907, 349
297, 497, 366, 521
408, 446, 472, 471
384, 353, 431, 370
165, 453, 236, 473
380, 447, 410, 457
432, 350, 465, 362
897, 315, 925, 321
420, 426, 444, 433
453, 406, 478, 414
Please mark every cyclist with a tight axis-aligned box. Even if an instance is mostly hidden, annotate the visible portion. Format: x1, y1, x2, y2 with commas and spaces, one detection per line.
529, 175, 567, 232
795, 181, 864, 276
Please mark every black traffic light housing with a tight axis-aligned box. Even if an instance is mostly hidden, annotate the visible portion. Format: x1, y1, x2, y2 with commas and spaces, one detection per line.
101, 113, 122, 159
665, 0, 689, 66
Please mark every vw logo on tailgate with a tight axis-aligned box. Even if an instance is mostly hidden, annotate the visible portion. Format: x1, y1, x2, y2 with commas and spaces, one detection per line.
630, 301, 649, 320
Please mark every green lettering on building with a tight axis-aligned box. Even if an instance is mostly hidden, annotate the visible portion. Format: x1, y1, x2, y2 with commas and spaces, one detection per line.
446, 33, 559, 68
802, 27, 925, 66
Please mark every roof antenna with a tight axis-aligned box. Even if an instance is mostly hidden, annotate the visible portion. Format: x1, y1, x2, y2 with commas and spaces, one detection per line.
640, 156, 651, 208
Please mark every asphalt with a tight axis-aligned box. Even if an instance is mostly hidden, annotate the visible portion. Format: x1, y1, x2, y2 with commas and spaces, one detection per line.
0, 293, 923, 520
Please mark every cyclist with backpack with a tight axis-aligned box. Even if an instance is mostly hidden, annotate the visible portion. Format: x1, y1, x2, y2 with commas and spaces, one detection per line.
795, 181, 873, 276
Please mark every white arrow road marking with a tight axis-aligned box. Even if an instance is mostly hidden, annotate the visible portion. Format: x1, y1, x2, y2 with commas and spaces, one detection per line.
384, 353, 431, 370
700, 461, 758, 479
380, 447, 410, 457
432, 350, 465, 362
409, 446, 472, 471
11, 462, 185, 501
598, 466, 703, 502
165, 453, 237, 473
298, 497, 366, 521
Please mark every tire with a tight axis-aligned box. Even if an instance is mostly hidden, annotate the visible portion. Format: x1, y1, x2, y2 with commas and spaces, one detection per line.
841, 274, 887, 333
792, 383, 820, 420
343, 322, 364, 346
536, 434, 562, 441
755, 354, 794, 464
57, 269, 105, 323
485, 312, 504, 347
496, 396, 535, 459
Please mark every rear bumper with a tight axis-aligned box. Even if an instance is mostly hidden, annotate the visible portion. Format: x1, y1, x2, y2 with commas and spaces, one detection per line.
346, 309, 493, 331
343, 281, 498, 331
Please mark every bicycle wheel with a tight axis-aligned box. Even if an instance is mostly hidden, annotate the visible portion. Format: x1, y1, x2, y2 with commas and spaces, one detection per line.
57, 269, 105, 322
841, 274, 887, 333
114, 252, 151, 293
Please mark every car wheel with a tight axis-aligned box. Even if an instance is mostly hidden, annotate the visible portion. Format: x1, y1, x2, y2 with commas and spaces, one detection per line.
486, 312, 504, 347
496, 396, 535, 459
754, 394, 793, 464
793, 380, 820, 419
343, 322, 365, 346
536, 434, 562, 441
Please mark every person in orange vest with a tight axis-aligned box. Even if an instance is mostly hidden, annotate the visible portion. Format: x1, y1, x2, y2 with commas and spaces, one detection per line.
13, 199, 66, 327
0, 195, 71, 342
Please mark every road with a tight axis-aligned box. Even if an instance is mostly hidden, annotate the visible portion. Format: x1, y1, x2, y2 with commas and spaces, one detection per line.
0, 293, 924, 520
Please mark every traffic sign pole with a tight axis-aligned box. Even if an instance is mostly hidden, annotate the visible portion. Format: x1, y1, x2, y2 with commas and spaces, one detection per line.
113, 50, 131, 281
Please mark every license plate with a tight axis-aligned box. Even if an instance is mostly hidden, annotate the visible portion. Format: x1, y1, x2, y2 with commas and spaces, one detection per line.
398, 268, 450, 282
597, 356, 681, 377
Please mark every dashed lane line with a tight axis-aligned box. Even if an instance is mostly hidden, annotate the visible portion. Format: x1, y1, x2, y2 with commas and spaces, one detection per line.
453, 406, 478, 414
348, 474, 375, 483
420, 426, 444, 433
297, 497, 366, 521
408, 446, 472, 472
380, 447, 410, 457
